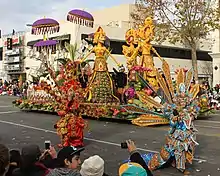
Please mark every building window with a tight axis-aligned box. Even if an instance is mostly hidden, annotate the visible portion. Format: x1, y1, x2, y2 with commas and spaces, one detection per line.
110, 40, 125, 54
80, 35, 212, 61
59, 39, 70, 50
109, 40, 212, 61
0, 47, 3, 61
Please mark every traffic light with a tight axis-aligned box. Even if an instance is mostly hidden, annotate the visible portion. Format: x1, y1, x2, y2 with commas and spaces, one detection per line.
7, 38, 12, 50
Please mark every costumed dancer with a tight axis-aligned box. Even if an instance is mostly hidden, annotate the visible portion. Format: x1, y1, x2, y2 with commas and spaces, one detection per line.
81, 26, 120, 104
140, 68, 200, 175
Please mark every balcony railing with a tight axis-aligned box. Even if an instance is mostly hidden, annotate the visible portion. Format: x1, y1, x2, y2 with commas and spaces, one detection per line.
5, 63, 24, 72
4, 56, 20, 64
5, 48, 22, 56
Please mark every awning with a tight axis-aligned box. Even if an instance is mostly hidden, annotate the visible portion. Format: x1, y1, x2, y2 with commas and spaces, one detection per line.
27, 39, 41, 46
51, 34, 70, 40
27, 34, 71, 46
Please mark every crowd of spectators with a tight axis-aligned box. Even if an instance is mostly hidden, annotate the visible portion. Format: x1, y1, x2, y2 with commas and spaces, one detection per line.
0, 80, 26, 96
0, 140, 153, 176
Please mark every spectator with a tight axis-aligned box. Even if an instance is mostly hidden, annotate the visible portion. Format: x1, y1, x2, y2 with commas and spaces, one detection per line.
0, 144, 10, 176
12, 145, 49, 176
126, 140, 153, 176
119, 162, 147, 176
112, 66, 127, 103
41, 146, 57, 169
47, 146, 84, 176
6, 150, 21, 176
80, 155, 108, 176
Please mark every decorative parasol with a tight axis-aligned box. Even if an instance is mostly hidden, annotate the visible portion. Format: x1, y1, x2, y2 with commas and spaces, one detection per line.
34, 40, 58, 52
32, 18, 60, 35
67, 9, 94, 27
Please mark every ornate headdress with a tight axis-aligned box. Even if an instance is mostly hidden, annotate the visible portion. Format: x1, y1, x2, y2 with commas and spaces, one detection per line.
93, 26, 106, 43
125, 28, 137, 45
144, 16, 153, 25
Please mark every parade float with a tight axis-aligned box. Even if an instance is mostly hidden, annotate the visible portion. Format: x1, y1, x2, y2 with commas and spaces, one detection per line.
13, 16, 203, 173
13, 14, 211, 126
11, 10, 212, 173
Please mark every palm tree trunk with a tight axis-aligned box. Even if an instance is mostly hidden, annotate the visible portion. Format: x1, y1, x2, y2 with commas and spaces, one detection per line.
191, 43, 199, 82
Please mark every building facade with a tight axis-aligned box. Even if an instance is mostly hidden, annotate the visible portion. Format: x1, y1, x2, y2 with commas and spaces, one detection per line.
0, 4, 214, 84
0, 31, 26, 81
210, 29, 220, 86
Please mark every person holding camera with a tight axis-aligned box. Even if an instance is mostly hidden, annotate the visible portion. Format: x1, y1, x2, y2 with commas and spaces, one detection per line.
123, 140, 153, 176
12, 144, 50, 176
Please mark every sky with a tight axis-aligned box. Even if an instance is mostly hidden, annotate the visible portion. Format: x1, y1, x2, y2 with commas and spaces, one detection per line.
0, 0, 134, 35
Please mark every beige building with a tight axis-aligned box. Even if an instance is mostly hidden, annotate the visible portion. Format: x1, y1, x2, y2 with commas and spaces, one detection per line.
0, 3, 214, 84
210, 29, 220, 86
92, 4, 213, 83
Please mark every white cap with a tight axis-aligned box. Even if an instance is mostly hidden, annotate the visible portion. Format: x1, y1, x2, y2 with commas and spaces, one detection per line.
80, 155, 104, 176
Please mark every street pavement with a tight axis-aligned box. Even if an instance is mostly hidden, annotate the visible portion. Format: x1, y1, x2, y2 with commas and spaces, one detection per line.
0, 96, 220, 176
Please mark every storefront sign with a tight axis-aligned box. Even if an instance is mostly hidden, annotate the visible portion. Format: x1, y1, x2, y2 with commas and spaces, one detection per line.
4, 37, 20, 46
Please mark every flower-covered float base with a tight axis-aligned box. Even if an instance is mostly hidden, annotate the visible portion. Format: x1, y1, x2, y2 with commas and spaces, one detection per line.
13, 97, 169, 127
13, 98, 55, 112
12, 87, 56, 112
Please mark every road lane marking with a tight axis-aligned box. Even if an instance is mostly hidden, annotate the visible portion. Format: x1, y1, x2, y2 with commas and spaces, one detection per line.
0, 111, 19, 114
0, 119, 207, 162
195, 125, 220, 129
197, 120, 220, 124
0, 105, 13, 108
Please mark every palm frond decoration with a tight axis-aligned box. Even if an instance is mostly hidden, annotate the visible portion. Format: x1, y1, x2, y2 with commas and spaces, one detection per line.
65, 42, 77, 61
56, 58, 68, 65
81, 59, 94, 68
30, 75, 40, 82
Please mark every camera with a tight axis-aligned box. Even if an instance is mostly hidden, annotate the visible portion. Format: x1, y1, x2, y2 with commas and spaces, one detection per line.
121, 142, 128, 149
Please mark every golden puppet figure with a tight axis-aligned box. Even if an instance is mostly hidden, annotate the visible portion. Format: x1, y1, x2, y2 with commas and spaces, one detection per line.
122, 28, 138, 70
136, 17, 159, 88
81, 27, 120, 104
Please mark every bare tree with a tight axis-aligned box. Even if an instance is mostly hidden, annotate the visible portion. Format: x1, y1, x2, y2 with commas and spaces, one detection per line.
131, 0, 220, 81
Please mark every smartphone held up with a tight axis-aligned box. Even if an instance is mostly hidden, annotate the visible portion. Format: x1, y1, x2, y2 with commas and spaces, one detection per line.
45, 140, 51, 150
121, 142, 128, 149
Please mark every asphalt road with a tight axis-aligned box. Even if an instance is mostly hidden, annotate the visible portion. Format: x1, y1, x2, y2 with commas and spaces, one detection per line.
0, 96, 220, 176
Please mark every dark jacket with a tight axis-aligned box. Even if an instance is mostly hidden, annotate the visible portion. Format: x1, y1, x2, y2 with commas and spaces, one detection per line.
130, 151, 153, 176
79, 74, 88, 88
113, 68, 127, 88
6, 165, 19, 176
12, 162, 49, 176
41, 155, 57, 169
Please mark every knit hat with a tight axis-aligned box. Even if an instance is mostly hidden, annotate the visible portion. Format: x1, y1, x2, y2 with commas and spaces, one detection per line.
119, 162, 147, 176
21, 144, 41, 162
80, 155, 104, 176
